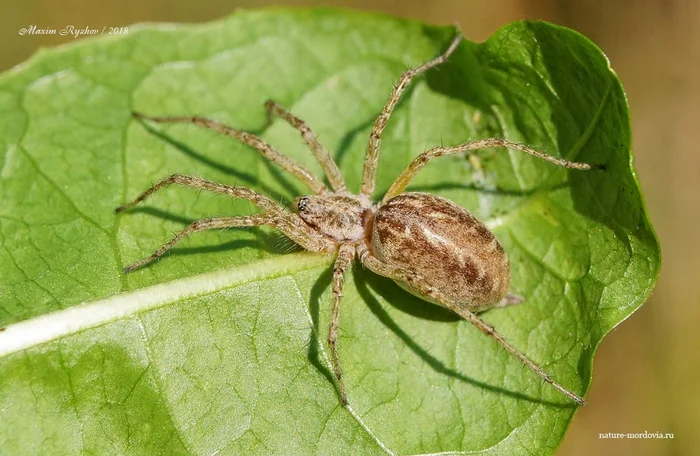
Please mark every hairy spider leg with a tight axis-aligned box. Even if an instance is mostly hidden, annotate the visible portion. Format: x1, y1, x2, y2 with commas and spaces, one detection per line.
358, 247, 586, 406
116, 174, 336, 272
265, 100, 346, 192
122, 215, 271, 273
383, 137, 599, 202
132, 112, 329, 194
328, 243, 355, 405
361, 33, 463, 198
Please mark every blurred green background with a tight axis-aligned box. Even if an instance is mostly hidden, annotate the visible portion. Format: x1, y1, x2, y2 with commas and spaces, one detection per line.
2, 1, 696, 455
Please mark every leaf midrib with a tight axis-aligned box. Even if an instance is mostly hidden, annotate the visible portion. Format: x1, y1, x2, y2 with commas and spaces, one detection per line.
0, 251, 334, 358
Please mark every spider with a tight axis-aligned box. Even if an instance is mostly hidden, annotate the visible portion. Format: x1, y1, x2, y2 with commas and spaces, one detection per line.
117, 34, 595, 407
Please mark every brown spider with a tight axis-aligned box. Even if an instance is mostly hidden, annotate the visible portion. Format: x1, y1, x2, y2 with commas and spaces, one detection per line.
117, 34, 594, 407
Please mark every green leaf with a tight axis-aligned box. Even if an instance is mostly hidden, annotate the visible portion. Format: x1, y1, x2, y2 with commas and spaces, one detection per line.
0, 8, 660, 455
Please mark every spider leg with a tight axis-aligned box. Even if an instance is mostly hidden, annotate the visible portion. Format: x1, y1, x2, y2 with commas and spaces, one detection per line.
328, 243, 355, 405
116, 174, 336, 257
132, 112, 328, 194
360, 33, 463, 198
383, 138, 599, 203
122, 215, 270, 273
265, 100, 346, 192
116, 174, 281, 214
358, 248, 586, 406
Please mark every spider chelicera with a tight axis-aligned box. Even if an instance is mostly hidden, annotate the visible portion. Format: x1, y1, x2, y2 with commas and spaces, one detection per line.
117, 34, 594, 406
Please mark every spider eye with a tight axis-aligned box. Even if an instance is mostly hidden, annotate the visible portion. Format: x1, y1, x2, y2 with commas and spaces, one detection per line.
297, 197, 309, 212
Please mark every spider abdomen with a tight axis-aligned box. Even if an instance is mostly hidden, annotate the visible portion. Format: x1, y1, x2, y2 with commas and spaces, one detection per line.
371, 192, 510, 311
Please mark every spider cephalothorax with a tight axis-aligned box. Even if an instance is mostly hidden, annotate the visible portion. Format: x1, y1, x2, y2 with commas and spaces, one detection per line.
117, 33, 596, 407
294, 193, 372, 242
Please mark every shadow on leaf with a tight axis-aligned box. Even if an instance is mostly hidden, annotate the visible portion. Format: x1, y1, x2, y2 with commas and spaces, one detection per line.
306, 265, 337, 390
120, 206, 283, 256
305, 261, 575, 409
355, 267, 575, 408
135, 118, 296, 203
